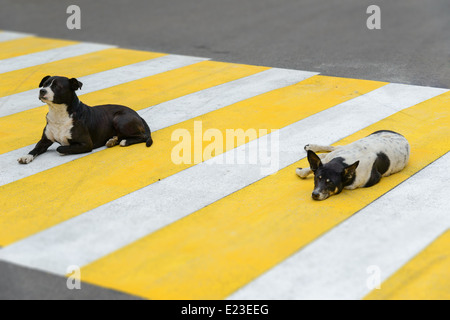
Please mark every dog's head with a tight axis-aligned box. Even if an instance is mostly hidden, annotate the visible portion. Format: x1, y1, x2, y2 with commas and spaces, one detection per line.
38, 75, 83, 104
307, 150, 359, 201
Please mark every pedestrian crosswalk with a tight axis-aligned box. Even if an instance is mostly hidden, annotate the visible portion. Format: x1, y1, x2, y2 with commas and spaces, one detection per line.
0, 30, 448, 300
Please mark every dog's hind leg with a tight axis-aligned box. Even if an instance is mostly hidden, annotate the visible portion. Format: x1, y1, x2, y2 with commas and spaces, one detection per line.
57, 141, 93, 155
114, 113, 148, 147
304, 144, 336, 153
119, 136, 148, 147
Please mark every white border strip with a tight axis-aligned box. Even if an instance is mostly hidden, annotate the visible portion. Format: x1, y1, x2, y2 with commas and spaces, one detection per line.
0, 54, 206, 117
229, 152, 450, 300
0, 42, 114, 75
0, 83, 445, 275
0, 31, 33, 42
0, 68, 316, 186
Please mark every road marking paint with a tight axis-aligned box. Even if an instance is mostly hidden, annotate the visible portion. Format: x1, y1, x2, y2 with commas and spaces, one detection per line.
71, 88, 449, 300
0, 68, 314, 186
365, 229, 450, 300
0, 36, 76, 60
0, 31, 33, 42
0, 42, 114, 74
0, 68, 314, 185
0, 54, 204, 117
139, 67, 318, 132
0, 48, 165, 98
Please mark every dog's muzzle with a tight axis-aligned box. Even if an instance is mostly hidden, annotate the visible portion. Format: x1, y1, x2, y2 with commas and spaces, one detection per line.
312, 190, 329, 201
39, 89, 48, 100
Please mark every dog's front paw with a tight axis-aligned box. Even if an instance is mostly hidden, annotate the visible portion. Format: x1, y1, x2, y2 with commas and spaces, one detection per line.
296, 167, 312, 179
18, 154, 34, 164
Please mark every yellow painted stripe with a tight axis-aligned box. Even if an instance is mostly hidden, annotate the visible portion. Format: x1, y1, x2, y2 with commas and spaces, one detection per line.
0, 48, 165, 97
0, 76, 384, 246
0, 60, 266, 155
0, 36, 76, 60
78, 91, 450, 300
365, 230, 450, 300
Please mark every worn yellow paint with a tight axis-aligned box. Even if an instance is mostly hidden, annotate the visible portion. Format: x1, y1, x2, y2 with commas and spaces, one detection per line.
78, 91, 450, 300
0, 60, 266, 155
0, 75, 384, 246
0, 36, 76, 60
365, 230, 450, 300
0, 48, 165, 97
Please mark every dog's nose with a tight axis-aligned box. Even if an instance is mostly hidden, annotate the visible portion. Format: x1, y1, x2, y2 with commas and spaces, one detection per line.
312, 191, 321, 200
39, 89, 47, 96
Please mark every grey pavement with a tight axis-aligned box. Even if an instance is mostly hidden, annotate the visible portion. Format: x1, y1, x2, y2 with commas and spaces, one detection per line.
1, 0, 449, 88
0, 261, 141, 300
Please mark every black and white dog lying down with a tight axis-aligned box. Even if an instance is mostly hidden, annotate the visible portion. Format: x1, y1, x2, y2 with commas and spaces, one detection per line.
18, 75, 153, 164
296, 130, 410, 200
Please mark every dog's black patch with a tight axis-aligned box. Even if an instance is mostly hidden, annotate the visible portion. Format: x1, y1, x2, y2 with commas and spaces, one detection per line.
369, 130, 404, 137
364, 152, 390, 187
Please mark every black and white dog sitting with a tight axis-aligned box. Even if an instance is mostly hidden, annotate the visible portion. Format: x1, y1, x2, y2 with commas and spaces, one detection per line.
18, 75, 153, 164
296, 130, 410, 200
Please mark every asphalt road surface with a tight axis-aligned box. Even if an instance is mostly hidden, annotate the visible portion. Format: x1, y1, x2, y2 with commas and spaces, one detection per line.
1, 0, 449, 89
0, 0, 448, 300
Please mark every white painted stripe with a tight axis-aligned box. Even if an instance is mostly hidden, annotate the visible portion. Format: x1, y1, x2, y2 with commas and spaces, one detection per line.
0, 54, 206, 117
141, 68, 318, 133
0, 68, 316, 187
0, 31, 33, 42
0, 83, 445, 275
228, 152, 450, 300
0, 42, 114, 75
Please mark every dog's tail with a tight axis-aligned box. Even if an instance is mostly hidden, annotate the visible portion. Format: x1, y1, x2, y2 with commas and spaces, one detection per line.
146, 135, 153, 148
141, 117, 153, 147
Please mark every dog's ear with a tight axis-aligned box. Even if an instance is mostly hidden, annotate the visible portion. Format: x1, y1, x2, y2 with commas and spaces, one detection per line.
69, 78, 83, 91
39, 75, 51, 88
343, 161, 359, 183
307, 150, 322, 172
